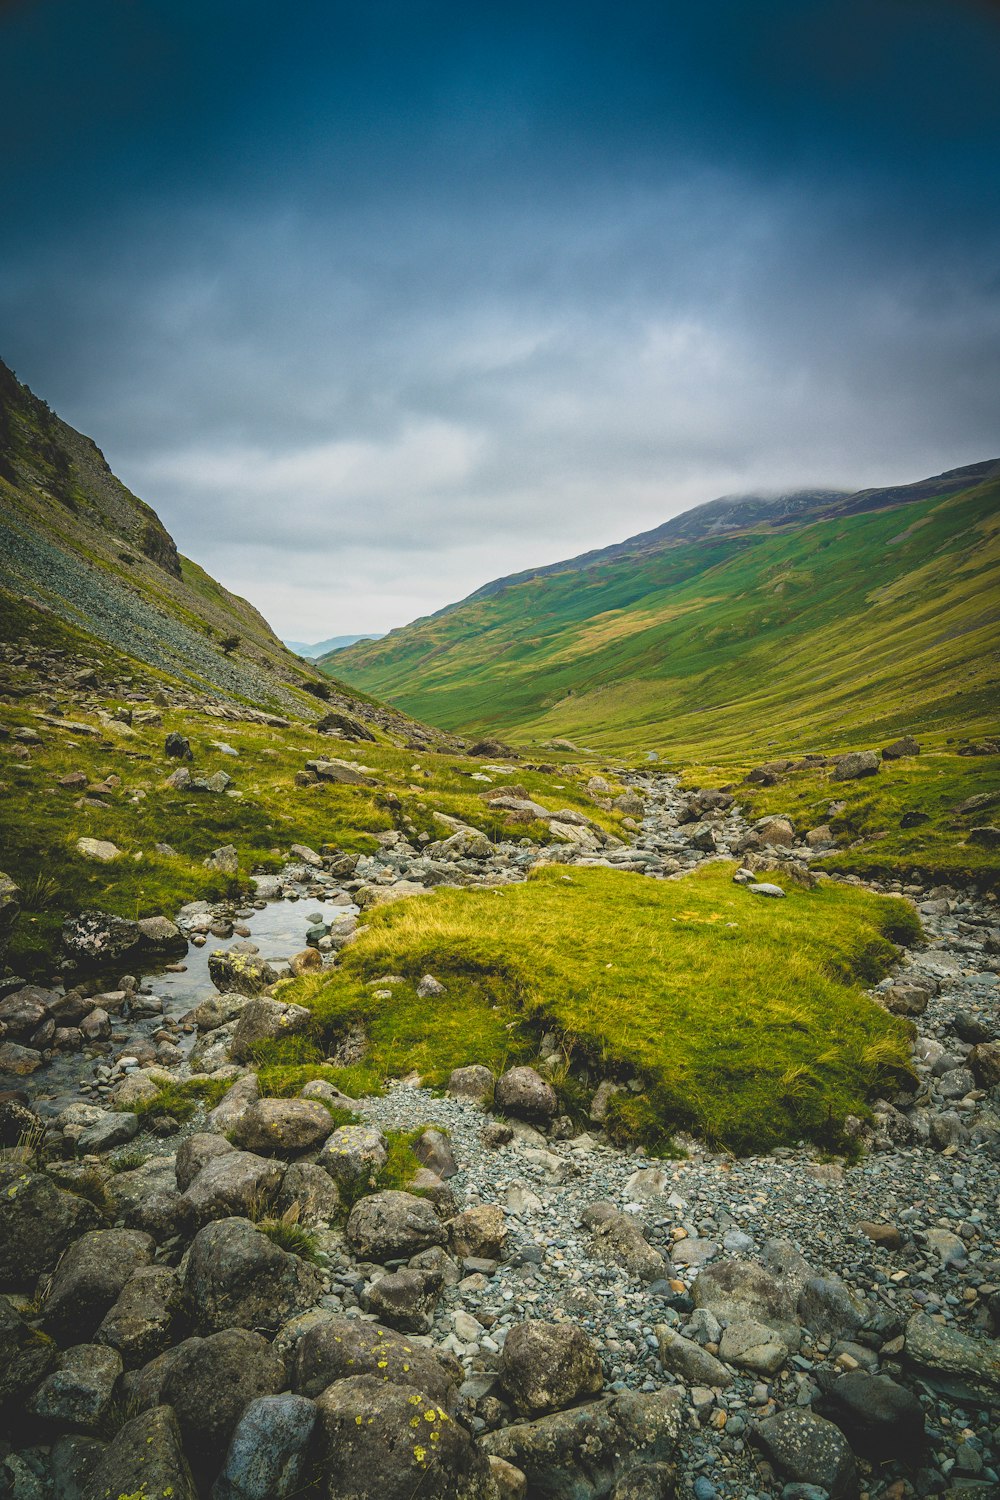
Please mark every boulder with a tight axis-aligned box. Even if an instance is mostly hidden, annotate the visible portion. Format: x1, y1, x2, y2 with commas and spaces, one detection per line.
0, 1092, 38, 1148
76, 1110, 139, 1154
29, 1342, 122, 1432
176, 1131, 236, 1191
182, 1149, 284, 1223
717, 1318, 788, 1375
318, 1123, 387, 1186
691, 1257, 797, 1340
212, 1392, 318, 1500
499, 1319, 603, 1416
751, 1409, 858, 1500
881, 736, 920, 760
413, 1126, 459, 1178
0, 985, 52, 1040
831, 750, 879, 782
208, 950, 279, 996
185, 1217, 325, 1335
291, 1313, 459, 1407
40, 1228, 155, 1342
95, 1265, 190, 1369
76, 836, 122, 862
655, 1326, 731, 1388
363, 1267, 443, 1334
0, 1041, 43, 1074
205, 844, 240, 874
166, 731, 193, 759
495, 1065, 558, 1121
346, 1189, 448, 1262
968, 1041, 1000, 1088
450, 1204, 507, 1261
111, 1157, 197, 1244
275, 1161, 342, 1222
232, 1097, 333, 1157
447, 1065, 495, 1107
314, 1374, 495, 1500
815, 1369, 925, 1459
161, 1328, 287, 1467
757, 816, 795, 847
84, 1404, 198, 1500
797, 1275, 866, 1340
60, 909, 143, 967
589, 1210, 666, 1282
0, 871, 21, 967
207, 1072, 263, 1133
0, 1292, 56, 1408
229, 998, 312, 1061
904, 1311, 1000, 1402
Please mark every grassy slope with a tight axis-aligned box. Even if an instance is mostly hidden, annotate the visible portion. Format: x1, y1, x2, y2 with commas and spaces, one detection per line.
273, 862, 917, 1154
331, 475, 1000, 760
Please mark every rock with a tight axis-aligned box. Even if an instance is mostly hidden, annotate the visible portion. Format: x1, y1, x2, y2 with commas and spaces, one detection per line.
208, 950, 279, 996
314, 1374, 495, 1500
499, 1319, 604, 1416
47, 1433, 105, 1499
232, 1097, 333, 1157
968, 1040, 1000, 1087
488, 1454, 529, 1500
161, 1328, 286, 1467
182, 1150, 284, 1223
805, 825, 833, 847
656, 1326, 731, 1387
40, 1228, 154, 1342
185, 1217, 325, 1335
29, 1343, 122, 1432
450, 1203, 507, 1261
166, 731, 193, 759
229, 997, 312, 1060
76, 837, 122, 862
206, 1072, 262, 1133
0, 985, 53, 1039
923, 1227, 968, 1266
346, 1189, 447, 1262
211, 1392, 318, 1500
447, 1065, 495, 1107
275, 1161, 342, 1222
363, 1267, 442, 1333
413, 1126, 458, 1178
751, 1409, 858, 1500
881, 981, 931, 1016
692, 1258, 797, 1338
0, 871, 21, 967
854, 1220, 902, 1251
136, 914, 187, 955
176, 1131, 236, 1191
495, 1065, 558, 1121
969, 825, 1000, 848
76, 1110, 139, 1154
166, 765, 192, 789
417, 974, 447, 997
758, 817, 796, 847
318, 1123, 387, 1186
111, 1071, 160, 1109
814, 1369, 925, 1459
289, 946, 322, 976
718, 1318, 789, 1375
356, 880, 430, 909
307, 757, 373, 785
482, 1387, 682, 1500
291, 1313, 460, 1407
205, 843, 240, 874
0, 1041, 43, 1073
590, 1210, 667, 1282
904, 1312, 1000, 1402
881, 736, 920, 759
61, 909, 143, 967
300, 1076, 358, 1111
84, 1404, 198, 1500
95, 1265, 190, 1369
797, 1277, 866, 1340
831, 750, 879, 781
748, 882, 786, 898
0, 1293, 56, 1407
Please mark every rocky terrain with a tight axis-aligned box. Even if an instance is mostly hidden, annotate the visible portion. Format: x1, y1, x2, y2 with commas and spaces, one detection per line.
1, 749, 997, 1500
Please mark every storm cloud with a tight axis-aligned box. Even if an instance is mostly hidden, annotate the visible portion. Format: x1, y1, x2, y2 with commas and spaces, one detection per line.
2, 1, 998, 637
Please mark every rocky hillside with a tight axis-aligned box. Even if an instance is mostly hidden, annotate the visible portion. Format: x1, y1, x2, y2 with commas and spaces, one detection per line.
329, 460, 1000, 759
0, 359, 333, 716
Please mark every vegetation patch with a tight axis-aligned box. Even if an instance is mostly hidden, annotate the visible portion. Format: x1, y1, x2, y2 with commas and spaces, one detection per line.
127, 1076, 229, 1124
281, 862, 917, 1154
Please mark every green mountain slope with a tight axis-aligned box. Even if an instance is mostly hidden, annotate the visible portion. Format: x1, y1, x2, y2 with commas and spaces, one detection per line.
0, 359, 328, 716
329, 462, 1000, 759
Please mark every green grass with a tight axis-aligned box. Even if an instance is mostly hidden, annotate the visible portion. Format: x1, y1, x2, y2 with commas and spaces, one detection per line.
257, 1211, 324, 1262
331, 475, 1000, 762
127, 1077, 230, 1124
278, 862, 918, 1154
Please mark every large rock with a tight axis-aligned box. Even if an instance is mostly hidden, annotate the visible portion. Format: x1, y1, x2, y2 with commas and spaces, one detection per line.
346, 1189, 447, 1262
0, 871, 21, 967
691, 1257, 798, 1341
40, 1228, 155, 1342
881, 736, 920, 760
0, 1292, 56, 1408
494, 1065, 558, 1121
176, 1131, 236, 1191
161, 1328, 287, 1467
275, 1161, 342, 1222
232, 1097, 333, 1157
447, 1065, 495, 1107
656, 1326, 730, 1388
230, 997, 313, 1061
84, 1404, 198, 1500
318, 1123, 388, 1186
29, 1342, 122, 1432
182, 1149, 284, 1223
481, 1387, 682, 1500
136, 914, 188, 956
499, 1319, 604, 1416
363, 1267, 443, 1334
207, 1072, 262, 1133
717, 1318, 788, 1375
831, 750, 880, 782
0, 985, 52, 1040
111, 1155, 197, 1243
61, 909, 142, 966
314, 1374, 495, 1500
815, 1369, 925, 1459
185, 1217, 325, 1335
589, 1210, 666, 1282
797, 1275, 866, 1340
751, 1409, 858, 1500
212, 1392, 318, 1500
95, 1266, 190, 1369
968, 1040, 1000, 1088
208, 950, 280, 996
413, 1126, 459, 1178
450, 1203, 507, 1261
291, 1313, 459, 1407
904, 1311, 1000, 1401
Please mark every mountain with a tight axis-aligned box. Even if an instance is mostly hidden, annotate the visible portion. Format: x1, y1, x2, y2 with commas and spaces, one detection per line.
0, 359, 330, 716
329, 461, 1000, 759
285, 633, 384, 658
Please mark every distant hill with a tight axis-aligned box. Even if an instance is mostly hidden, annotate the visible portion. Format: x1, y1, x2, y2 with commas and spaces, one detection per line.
286, 633, 384, 658
330, 461, 1000, 759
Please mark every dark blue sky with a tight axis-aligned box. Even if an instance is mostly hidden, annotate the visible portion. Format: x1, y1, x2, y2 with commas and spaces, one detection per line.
2, 1, 999, 635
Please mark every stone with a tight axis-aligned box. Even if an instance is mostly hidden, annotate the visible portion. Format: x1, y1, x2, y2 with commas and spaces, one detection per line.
751, 1409, 858, 1500
205, 843, 240, 874
692, 1257, 797, 1338
229, 997, 312, 1060
76, 836, 121, 862
232, 1097, 333, 1156
95, 1265, 190, 1369
0, 1293, 57, 1406
748, 882, 786, 898
291, 1313, 460, 1407
314, 1374, 495, 1500
482, 1387, 682, 1500
76, 1110, 139, 1154
881, 736, 920, 759
488, 1455, 529, 1500
176, 1131, 236, 1191
855, 1220, 902, 1251
206, 1072, 263, 1133
289, 946, 322, 976
590, 1210, 667, 1282
61, 908, 143, 966
182, 1149, 284, 1223
831, 750, 879, 781
208, 949, 279, 996
624, 1167, 669, 1202
499, 1319, 604, 1416
450, 1203, 507, 1260
495, 1064, 558, 1120
161, 1327, 287, 1467
185, 1217, 325, 1335
656, 1325, 731, 1387
318, 1123, 387, 1186
47, 1433, 106, 1499
136, 914, 187, 955
904, 1312, 1000, 1402
968, 1040, 1000, 1087
758, 816, 796, 847
111, 1070, 160, 1109
881, 981, 932, 1016
275, 1161, 342, 1222
40, 1228, 154, 1342
85, 1404, 198, 1500
413, 1126, 458, 1178
0, 985, 52, 1039
797, 1276, 866, 1340
346, 1189, 447, 1262
447, 1065, 495, 1107
814, 1369, 925, 1460
417, 973, 447, 997
29, 1343, 122, 1432
363, 1267, 442, 1333
0, 870, 21, 967
211, 1392, 318, 1500
166, 731, 193, 759
0, 1041, 43, 1073
718, 1318, 789, 1375
307, 757, 372, 784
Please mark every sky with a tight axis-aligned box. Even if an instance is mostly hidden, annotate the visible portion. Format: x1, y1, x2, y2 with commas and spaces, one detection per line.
1, 1, 999, 641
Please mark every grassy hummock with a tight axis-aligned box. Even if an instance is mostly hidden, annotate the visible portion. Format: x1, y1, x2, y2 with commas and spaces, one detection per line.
278, 862, 918, 1155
